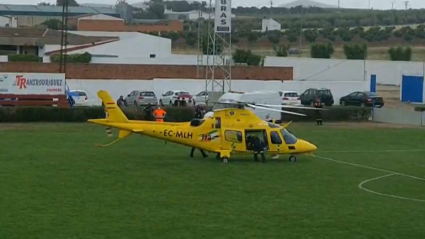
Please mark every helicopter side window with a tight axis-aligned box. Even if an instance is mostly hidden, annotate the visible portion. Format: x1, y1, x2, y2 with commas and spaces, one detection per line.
215, 117, 221, 128
270, 131, 282, 144
280, 128, 297, 144
225, 130, 243, 143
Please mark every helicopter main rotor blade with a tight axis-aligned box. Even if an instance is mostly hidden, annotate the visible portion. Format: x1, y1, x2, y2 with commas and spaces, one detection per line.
256, 103, 328, 110
246, 103, 307, 117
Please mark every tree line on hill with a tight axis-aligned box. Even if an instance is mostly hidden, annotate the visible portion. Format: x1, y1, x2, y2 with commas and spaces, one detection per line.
149, 25, 425, 50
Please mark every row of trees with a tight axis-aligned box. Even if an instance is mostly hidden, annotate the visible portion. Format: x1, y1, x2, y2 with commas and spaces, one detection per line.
305, 43, 411, 61
148, 25, 425, 48
198, 44, 412, 65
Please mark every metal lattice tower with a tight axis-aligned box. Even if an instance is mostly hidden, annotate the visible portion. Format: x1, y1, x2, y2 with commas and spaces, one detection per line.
196, 7, 204, 78
204, 0, 232, 101
59, 0, 69, 74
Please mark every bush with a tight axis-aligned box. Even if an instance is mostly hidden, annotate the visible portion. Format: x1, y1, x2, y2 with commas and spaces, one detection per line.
343, 44, 367, 59
8, 54, 42, 62
273, 44, 289, 57
388, 46, 411, 61
50, 52, 92, 63
232, 49, 262, 66
310, 43, 334, 59
0, 106, 371, 123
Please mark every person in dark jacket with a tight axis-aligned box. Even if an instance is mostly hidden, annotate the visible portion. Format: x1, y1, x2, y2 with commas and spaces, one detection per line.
190, 105, 208, 158
314, 97, 323, 125
143, 103, 154, 121
252, 135, 266, 163
116, 96, 126, 107
194, 105, 204, 118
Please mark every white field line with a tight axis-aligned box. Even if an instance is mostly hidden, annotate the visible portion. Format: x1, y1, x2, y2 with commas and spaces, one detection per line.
358, 174, 425, 203
316, 155, 425, 202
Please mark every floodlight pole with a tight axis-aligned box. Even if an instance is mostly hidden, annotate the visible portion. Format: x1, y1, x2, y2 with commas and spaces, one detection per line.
59, 0, 69, 74
196, 5, 203, 78
204, 0, 232, 103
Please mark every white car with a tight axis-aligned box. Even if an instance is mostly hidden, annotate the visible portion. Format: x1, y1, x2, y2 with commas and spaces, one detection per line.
279, 91, 301, 105
69, 90, 90, 106
159, 90, 194, 106
193, 91, 209, 105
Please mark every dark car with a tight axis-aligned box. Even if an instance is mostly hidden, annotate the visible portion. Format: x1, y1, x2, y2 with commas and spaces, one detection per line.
339, 91, 384, 107
299, 88, 334, 106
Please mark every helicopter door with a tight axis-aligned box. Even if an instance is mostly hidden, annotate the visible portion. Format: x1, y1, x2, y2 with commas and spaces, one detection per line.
223, 129, 245, 153
268, 130, 283, 154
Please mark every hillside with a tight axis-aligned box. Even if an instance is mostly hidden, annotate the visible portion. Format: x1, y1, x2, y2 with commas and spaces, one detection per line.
159, 24, 425, 60
278, 0, 338, 8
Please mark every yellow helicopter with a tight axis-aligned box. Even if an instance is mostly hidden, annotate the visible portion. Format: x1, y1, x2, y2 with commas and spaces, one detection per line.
88, 90, 321, 163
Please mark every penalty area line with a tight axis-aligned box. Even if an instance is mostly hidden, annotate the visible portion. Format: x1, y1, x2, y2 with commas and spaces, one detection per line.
315, 155, 425, 181
358, 174, 425, 203
315, 155, 425, 203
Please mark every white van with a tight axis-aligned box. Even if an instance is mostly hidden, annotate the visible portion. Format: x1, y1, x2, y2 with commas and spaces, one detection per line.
205, 90, 282, 122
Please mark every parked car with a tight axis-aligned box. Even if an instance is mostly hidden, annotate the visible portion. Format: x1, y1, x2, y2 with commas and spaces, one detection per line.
339, 91, 384, 107
279, 91, 301, 105
193, 91, 210, 105
68, 90, 89, 106
299, 88, 334, 106
124, 90, 158, 106
159, 90, 193, 106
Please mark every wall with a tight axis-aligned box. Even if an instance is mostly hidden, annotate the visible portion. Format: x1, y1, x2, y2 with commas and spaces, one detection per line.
264, 57, 425, 85
44, 54, 233, 65
372, 108, 425, 126
0, 62, 293, 81
77, 19, 184, 32
67, 79, 369, 106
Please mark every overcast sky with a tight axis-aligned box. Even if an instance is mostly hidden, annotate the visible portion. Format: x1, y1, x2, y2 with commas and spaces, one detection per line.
0, 0, 424, 10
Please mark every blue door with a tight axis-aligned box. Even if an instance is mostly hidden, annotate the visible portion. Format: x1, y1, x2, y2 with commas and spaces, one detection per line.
401, 75, 424, 103
370, 75, 376, 93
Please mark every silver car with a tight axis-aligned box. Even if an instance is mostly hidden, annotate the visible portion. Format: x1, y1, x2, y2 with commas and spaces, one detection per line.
125, 90, 158, 106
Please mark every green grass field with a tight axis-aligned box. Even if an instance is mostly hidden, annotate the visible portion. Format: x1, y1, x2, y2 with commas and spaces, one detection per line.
1, 123, 425, 238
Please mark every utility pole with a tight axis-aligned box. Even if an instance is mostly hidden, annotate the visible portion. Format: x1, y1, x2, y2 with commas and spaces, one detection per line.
270, 0, 273, 16
391, 1, 395, 9
404, 1, 409, 10
299, 7, 303, 49
338, 0, 340, 9
368, 0, 370, 9
59, 0, 69, 74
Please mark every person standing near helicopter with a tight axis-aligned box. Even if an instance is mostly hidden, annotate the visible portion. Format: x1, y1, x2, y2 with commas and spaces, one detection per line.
314, 96, 323, 125
190, 104, 208, 158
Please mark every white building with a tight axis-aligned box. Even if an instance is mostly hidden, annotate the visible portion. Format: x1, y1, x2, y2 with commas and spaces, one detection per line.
77, 13, 124, 23
0, 15, 18, 27
261, 18, 281, 32
164, 9, 235, 20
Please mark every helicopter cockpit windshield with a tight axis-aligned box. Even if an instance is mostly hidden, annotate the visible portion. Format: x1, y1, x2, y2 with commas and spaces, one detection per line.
280, 128, 298, 144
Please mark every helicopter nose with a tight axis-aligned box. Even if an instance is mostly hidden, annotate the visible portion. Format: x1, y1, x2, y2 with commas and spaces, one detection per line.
297, 139, 317, 153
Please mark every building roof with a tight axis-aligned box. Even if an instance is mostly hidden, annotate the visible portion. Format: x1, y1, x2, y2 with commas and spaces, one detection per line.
0, 27, 118, 46
0, 4, 120, 17
132, 19, 178, 25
